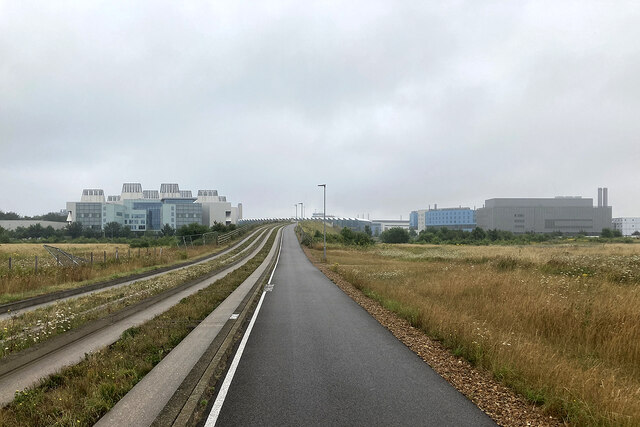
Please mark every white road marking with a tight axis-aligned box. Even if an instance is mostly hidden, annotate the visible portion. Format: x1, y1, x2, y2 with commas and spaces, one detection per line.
229, 314, 239, 320
205, 229, 285, 427
206, 291, 265, 427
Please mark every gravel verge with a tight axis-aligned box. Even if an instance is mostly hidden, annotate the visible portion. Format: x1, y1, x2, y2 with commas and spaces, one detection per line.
303, 247, 565, 427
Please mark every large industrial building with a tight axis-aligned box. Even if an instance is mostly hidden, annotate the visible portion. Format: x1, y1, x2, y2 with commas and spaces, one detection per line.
475, 188, 612, 235
66, 183, 242, 232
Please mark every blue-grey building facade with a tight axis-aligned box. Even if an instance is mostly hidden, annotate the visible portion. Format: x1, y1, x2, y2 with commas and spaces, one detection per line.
425, 208, 476, 232
66, 183, 229, 232
409, 211, 418, 229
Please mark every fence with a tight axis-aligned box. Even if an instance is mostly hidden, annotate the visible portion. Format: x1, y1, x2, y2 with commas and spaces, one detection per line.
1, 225, 251, 276
295, 224, 313, 247
176, 225, 248, 249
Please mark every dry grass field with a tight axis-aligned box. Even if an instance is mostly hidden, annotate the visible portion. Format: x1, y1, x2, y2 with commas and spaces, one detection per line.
306, 240, 640, 426
0, 240, 240, 302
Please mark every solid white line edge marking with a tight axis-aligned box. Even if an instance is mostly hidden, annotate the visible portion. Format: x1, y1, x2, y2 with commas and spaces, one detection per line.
205, 229, 284, 427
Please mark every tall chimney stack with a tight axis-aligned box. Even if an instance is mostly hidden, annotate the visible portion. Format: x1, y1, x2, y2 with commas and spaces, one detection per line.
598, 188, 603, 207
603, 187, 608, 207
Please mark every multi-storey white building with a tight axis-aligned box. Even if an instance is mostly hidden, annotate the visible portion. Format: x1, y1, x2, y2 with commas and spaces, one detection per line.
67, 183, 242, 231
197, 190, 243, 227
612, 218, 640, 236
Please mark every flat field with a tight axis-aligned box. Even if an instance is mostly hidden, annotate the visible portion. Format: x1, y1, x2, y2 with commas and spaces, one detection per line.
0, 243, 130, 266
306, 241, 640, 426
0, 241, 235, 302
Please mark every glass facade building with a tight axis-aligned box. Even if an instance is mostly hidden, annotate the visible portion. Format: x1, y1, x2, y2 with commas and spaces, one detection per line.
67, 183, 239, 232
425, 208, 476, 232
132, 202, 163, 231
75, 203, 103, 230
409, 211, 418, 229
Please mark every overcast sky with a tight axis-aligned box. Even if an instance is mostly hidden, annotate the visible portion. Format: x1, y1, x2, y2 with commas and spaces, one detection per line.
1, 1, 639, 219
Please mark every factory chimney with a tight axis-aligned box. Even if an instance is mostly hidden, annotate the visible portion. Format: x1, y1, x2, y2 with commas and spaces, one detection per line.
598, 188, 603, 207
603, 187, 608, 207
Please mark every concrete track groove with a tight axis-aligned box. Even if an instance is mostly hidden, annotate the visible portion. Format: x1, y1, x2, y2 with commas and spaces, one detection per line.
0, 227, 266, 321
0, 227, 276, 406
95, 227, 283, 427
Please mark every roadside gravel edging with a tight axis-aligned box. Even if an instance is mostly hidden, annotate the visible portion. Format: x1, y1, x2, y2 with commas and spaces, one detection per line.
303, 247, 564, 427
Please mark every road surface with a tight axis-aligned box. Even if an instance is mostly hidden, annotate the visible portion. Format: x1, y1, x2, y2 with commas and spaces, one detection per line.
207, 225, 496, 426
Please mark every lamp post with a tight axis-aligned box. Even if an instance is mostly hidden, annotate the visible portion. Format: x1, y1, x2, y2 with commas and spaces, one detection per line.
299, 202, 304, 219
317, 184, 326, 261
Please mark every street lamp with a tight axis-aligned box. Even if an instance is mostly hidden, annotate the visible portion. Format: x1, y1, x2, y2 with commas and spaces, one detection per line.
298, 202, 304, 219
317, 184, 326, 261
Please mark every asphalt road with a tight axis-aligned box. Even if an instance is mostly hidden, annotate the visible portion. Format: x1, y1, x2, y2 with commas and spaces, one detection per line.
208, 225, 496, 426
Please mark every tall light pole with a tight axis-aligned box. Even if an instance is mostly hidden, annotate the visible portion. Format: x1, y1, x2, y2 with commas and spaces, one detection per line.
299, 202, 304, 219
317, 184, 326, 261
294, 204, 298, 221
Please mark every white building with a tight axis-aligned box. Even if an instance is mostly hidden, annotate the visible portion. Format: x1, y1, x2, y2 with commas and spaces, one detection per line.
67, 183, 243, 231
371, 219, 410, 236
197, 190, 243, 226
612, 218, 640, 236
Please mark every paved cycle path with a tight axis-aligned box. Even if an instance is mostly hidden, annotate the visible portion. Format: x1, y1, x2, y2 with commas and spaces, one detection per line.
207, 225, 496, 426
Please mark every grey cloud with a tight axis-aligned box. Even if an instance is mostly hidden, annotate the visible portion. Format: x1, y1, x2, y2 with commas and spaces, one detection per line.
1, 1, 639, 218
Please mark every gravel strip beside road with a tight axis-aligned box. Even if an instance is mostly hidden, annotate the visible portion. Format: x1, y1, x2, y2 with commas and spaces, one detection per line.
304, 247, 565, 427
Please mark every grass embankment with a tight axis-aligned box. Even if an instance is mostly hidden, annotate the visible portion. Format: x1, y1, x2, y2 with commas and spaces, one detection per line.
0, 227, 280, 426
0, 229, 266, 358
0, 229, 256, 303
305, 239, 640, 426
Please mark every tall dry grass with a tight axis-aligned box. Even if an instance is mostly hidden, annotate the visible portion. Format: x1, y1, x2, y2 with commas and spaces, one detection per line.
0, 240, 244, 302
310, 243, 640, 426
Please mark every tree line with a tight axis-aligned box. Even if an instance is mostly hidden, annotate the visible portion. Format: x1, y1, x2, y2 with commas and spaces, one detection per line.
0, 210, 67, 222
377, 226, 630, 245
0, 221, 238, 244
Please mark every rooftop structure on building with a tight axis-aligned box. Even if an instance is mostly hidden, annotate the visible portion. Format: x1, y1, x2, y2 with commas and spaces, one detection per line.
143, 190, 159, 200
311, 212, 335, 219
67, 183, 242, 232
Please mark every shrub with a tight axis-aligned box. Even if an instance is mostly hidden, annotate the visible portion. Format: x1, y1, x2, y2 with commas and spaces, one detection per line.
380, 227, 410, 244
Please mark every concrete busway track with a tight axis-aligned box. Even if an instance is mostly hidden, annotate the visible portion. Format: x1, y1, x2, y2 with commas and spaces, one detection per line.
0, 225, 280, 406
0, 225, 268, 321
203, 225, 497, 426
95, 226, 284, 427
